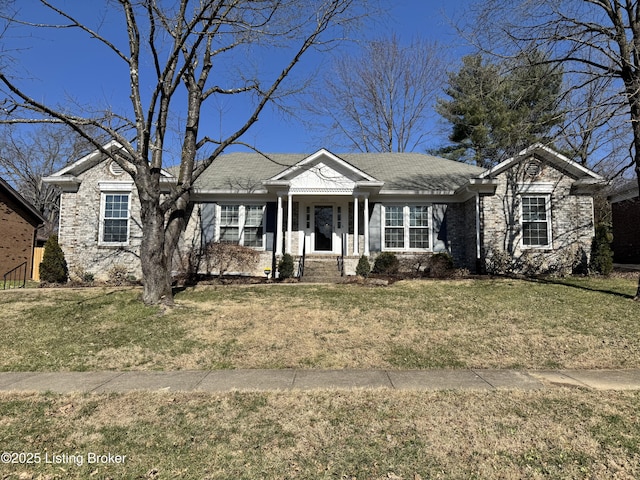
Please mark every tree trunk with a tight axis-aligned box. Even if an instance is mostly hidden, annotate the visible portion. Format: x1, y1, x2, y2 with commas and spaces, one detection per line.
626, 88, 640, 300
140, 200, 173, 306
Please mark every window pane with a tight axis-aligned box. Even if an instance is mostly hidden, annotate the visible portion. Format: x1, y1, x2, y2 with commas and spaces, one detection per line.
219, 226, 239, 243
523, 222, 548, 246
385, 206, 403, 227
105, 194, 129, 219
385, 227, 404, 248
103, 219, 128, 243
220, 205, 239, 226
244, 227, 263, 247
409, 206, 429, 227
522, 197, 546, 221
409, 228, 430, 249
245, 205, 264, 227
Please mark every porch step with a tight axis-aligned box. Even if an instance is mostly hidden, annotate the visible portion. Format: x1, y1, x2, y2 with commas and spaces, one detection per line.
300, 257, 343, 283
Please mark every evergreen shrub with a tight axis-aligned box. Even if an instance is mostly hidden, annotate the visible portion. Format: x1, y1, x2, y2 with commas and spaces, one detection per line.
372, 252, 399, 275
39, 235, 68, 283
590, 224, 614, 275
278, 253, 295, 279
355, 255, 371, 277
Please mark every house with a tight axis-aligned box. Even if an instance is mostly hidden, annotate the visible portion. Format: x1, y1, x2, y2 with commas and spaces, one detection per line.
609, 180, 640, 264
43, 142, 603, 280
0, 176, 46, 283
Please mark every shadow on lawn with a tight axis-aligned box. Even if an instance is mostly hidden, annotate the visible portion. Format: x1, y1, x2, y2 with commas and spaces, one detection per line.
527, 276, 637, 300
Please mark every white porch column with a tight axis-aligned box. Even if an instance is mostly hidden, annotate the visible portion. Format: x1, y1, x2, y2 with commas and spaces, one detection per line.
286, 193, 293, 254
364, 195, 370, 256
353, 196, 359, 255
276, 194, 283, 255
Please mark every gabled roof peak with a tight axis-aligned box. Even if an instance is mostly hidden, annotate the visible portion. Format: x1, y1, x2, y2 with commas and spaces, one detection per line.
479, 143, 603, 180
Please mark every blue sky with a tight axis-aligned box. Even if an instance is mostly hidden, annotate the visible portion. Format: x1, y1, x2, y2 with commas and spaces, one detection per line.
3, 1, 473, 159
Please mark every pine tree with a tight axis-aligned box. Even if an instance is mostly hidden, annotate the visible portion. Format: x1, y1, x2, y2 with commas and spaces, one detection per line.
436, 51, 564, 167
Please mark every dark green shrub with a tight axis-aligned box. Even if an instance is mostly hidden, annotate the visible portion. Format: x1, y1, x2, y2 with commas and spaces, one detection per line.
372, 252, 399, 275
39, 234, 68, 283
427, 252, 455, 278
355, 255, 371, 277
278, 253, 295, 279
590, 224, 613, 275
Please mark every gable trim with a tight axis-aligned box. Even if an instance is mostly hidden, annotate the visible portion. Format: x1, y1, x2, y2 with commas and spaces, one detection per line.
479, 143, 603, 181
268, 148, 380, 183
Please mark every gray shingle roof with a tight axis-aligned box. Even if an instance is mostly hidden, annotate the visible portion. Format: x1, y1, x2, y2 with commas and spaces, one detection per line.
191, 151, 486, 192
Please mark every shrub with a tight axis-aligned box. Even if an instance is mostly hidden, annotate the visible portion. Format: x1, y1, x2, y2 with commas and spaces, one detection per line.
39, 235, 68, 283
372, 252, 399, 275
427, 252, 454, 278
107, 264, 130, 285
206, 242, 260, 278
355, 255, 371, 277
278, 253, 295, 279
590, 224, 614, 275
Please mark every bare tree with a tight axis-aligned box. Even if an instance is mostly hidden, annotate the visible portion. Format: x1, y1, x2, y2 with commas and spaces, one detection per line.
0, 124, 104, 237
0, 0, 370, 305
302, 34, 447, 152
465, 0, 640, 299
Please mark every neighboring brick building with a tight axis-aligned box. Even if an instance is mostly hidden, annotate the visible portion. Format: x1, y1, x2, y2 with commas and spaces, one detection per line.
610, 181, 640, 264
0, 177, 46, 281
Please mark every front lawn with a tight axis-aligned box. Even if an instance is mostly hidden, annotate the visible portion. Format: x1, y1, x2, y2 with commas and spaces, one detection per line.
0, 389, 639, 479
0, 277, 638, 371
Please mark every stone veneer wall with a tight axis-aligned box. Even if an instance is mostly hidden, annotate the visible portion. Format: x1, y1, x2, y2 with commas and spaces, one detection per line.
58, 161, 143, 281
480, 160, 594, 273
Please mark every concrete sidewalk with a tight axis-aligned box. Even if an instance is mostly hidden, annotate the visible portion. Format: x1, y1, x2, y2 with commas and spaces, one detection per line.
1, 369, 640, 394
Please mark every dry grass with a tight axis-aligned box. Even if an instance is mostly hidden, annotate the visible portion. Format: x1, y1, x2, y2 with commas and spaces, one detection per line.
0, 277, 639, 370
0, 389, 639, 479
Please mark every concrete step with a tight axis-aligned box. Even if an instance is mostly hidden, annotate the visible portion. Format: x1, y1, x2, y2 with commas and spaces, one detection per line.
300, 258, 343, 283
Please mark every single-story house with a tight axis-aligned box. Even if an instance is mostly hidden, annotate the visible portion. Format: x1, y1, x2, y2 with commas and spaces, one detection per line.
0, 176, 46, 283
43, 142, 603, 280
609, 180, 640, 264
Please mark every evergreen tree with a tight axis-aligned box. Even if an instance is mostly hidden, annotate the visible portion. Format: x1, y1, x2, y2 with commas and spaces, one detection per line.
436, 51, 564, 167
590, 224, 614, 276
39, 234, 68, 283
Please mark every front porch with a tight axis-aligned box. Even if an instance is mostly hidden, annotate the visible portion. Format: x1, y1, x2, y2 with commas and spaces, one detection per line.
276, 196, 372, 258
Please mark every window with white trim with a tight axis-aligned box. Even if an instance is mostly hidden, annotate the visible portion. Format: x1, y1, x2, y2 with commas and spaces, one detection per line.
100, 193, 130, 245
521, 195, 551, 247
243, 205, 265, 247
219, 205, 240, 243
218, 204, 265, 248
383, 204, 431, 251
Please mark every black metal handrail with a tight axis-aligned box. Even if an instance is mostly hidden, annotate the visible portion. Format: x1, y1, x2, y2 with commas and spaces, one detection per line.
3, 261, 28, 290
337, 233, 346, 276
297, 240, 306, 278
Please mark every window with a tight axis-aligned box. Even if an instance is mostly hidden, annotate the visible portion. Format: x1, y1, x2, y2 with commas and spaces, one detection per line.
521, 196, 551, 247
385, 206, 404, 249
244, 205, 264, 247
383, 204, 431, 251
101, 193, 130, 244
219, 205, 240, 243
218, 204, 265, 248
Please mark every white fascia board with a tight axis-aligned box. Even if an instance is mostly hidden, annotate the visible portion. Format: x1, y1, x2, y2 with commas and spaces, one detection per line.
52, 140, 124, 176
479, 143, 603, 180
